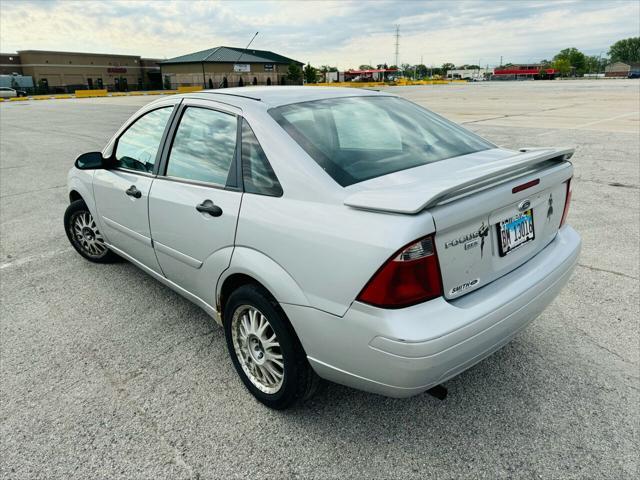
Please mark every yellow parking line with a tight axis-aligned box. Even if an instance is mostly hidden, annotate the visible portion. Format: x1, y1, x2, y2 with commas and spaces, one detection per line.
1, 90, 181, 103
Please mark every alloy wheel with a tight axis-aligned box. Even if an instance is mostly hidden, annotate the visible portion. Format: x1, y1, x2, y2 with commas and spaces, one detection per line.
71, 211, 107, 258
231, 305, 284, 394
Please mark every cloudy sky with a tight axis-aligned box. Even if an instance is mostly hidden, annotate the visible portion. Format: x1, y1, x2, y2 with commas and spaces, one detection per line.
1, 0, 638, 68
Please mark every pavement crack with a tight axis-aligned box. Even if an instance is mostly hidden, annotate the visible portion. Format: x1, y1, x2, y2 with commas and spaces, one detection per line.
461, 103, 586, 125
573, 327, 633, 364
607, 181, 639, 190
461, 114, 510, 125
574, 177, 640, 190
0, 184, 66, 198
577, 263, 638, 280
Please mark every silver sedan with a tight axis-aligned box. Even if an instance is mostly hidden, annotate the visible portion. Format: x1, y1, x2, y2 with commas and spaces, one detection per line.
65, 87, 581, 409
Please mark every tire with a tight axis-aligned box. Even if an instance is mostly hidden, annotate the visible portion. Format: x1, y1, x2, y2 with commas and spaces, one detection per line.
64, 199, 120, 263
224, 284, 318, 409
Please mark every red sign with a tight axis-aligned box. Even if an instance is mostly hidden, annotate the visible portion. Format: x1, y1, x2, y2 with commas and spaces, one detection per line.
107, 67, 127, 74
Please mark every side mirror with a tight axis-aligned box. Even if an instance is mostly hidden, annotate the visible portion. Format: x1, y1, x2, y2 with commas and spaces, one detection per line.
75, 151, 107, 170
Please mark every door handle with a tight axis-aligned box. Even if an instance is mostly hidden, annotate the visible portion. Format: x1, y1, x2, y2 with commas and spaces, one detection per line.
196, 200, 223, 217
125, 185, 142, 199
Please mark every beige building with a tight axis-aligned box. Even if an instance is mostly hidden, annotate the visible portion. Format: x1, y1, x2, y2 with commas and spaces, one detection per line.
1, 50, 161, 92
160, 46, 303, 88
0, 53, 23, 75
604, 61, 640, 78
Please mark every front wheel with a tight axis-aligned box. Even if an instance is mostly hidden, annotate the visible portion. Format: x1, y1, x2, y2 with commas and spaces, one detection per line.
224, 284, 318, 409
64, 199, 120, 263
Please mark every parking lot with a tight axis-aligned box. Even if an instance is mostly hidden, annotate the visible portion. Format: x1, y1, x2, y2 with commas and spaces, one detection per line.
1, 80, 638, 479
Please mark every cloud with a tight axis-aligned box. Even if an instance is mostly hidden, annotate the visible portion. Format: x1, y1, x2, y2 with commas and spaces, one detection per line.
1, 0, 638, 68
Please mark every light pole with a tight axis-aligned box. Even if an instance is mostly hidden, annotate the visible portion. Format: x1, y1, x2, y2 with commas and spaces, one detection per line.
597, 51, 603, 79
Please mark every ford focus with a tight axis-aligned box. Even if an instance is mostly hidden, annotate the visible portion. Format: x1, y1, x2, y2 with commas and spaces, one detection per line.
64, 87, 581, 409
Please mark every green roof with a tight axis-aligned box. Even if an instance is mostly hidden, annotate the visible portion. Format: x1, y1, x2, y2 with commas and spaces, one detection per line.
161, 46, 302, 65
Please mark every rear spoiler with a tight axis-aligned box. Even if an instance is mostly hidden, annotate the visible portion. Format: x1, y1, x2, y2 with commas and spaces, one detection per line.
344, 147, 574, 214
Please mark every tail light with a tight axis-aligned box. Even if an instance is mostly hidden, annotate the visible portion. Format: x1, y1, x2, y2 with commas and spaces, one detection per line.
560, 178, 572, 227
357, 235, 443, 308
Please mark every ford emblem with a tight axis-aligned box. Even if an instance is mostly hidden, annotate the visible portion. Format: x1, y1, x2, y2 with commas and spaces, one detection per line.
518, 199, 531, 212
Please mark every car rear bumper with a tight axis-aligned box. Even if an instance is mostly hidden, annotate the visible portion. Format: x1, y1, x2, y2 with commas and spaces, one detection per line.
283, 225, 581, 398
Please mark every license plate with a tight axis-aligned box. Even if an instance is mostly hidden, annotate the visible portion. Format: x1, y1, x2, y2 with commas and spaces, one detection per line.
497, 209, 535, 256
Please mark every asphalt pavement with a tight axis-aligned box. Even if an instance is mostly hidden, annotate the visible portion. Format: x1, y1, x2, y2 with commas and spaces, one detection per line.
1, 80, 638, 479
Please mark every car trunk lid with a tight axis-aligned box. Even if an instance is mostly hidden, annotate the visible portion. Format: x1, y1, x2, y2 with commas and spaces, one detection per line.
344, 147, 574, 299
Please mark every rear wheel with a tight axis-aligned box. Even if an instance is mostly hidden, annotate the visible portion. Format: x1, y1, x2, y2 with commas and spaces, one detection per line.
64, 199, 119, 263
224, 284, 318, 409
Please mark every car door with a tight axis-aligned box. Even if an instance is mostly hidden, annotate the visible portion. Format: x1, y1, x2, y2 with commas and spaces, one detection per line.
148, 99, 242, 303
93, 101, 177, 272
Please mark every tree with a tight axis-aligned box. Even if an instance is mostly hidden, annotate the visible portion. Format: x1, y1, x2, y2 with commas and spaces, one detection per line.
441, 62, 455, 74
358, 64, 374, 70
287, 63, 303, 84
584, 55, 607, 74
608, 37, 640, 63
552, 58, 571, 77
553, 47, 586, 76
415, 64, 428, 78
303, 63, 318, 84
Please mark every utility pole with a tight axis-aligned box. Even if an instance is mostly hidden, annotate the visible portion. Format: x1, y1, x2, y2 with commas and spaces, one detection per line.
394, 25, 400, 70
500, 55, 503, 67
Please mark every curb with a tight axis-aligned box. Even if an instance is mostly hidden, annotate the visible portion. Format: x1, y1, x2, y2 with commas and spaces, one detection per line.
0, 90, 180, 103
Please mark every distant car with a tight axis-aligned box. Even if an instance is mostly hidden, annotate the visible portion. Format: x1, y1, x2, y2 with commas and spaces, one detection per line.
0, 87, 27, 98
65, 87, 581, 409
628, 71, 640, 79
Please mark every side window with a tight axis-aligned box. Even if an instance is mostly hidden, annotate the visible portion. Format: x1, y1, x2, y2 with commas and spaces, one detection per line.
114, 107, 173, 173
166, 107, 237, 185
241, 119, 282, 196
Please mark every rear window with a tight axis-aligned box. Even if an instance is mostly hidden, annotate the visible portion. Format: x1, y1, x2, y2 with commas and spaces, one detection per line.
269, 96, 494, 186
